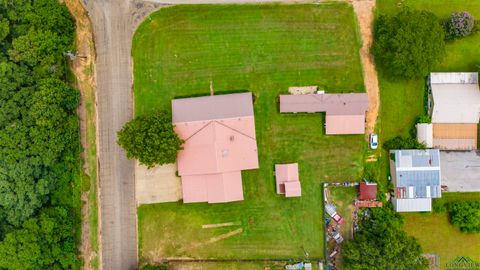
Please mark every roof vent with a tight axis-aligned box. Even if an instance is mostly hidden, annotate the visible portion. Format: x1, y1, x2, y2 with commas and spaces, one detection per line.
222, 149, 229, 158
230, 136, 235, 141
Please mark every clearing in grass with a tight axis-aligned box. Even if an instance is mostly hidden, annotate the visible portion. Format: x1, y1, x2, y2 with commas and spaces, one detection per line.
133, 3, 365, 262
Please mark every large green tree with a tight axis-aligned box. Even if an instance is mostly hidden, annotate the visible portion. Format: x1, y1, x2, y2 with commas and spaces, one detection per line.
0, 0, 81, 267
0, 207, 79, 270
343, 207, 429, 270
118, 112, 183, 168
448, 201, 480, 233
372, 8, 445, 79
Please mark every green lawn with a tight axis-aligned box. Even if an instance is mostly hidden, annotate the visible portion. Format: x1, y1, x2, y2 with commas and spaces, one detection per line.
376, 2, 480, 266
168, 261, 321, 270
402, 192, 480, 269
402, 193, 480, 269
133, 3, 366, 262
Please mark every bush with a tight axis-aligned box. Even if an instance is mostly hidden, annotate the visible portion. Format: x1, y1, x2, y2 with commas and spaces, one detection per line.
372, 8, 445, 79
117, 111, 183, 168
383, 136, 426, 151
139, 265, 168, 270
448, 201, 480, 233
443, 11, 475, 40
417, 115, 431, 124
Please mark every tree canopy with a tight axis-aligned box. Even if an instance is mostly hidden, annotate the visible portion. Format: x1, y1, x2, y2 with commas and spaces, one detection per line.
448, 201, 480, 233
443, 11, 476, 40
0, 0, 81, 268
117, 111, 183, 168
372, 8, 445, 79
343, 207, 429, 270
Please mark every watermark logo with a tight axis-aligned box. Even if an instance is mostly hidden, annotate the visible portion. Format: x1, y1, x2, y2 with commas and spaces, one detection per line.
446, 256, 480, 270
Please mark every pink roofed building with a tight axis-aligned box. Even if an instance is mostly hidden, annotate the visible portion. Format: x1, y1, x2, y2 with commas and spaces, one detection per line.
172, 92, 259, 203
275, 163, 302, 197
279, 93, 369, 135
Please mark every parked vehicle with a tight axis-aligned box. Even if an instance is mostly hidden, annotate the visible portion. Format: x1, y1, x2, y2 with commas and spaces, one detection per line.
370, 133, 378, 149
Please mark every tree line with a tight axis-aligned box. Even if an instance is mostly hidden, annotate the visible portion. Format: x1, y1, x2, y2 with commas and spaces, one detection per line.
0, 0, 81, 269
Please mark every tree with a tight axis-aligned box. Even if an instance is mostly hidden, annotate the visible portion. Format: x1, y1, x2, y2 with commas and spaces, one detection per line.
0, 207, 79, 270
117, 111, 183, 168
139, 265, 168, 270
372, 8, 445, 79
448, 201, 480, 233
343, 207, 429, 270
383, 136, 425, 151
443, 11, 475, 40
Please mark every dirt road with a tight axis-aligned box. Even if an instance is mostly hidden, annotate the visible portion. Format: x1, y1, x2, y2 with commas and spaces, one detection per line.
351, 0, 379, 135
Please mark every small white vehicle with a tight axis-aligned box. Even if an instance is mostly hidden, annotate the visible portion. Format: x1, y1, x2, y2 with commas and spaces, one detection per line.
370, 133, 378, 149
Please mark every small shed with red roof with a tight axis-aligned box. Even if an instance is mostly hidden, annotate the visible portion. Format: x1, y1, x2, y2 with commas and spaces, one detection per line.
275, 163, 301, 197
359, 182, 377, 200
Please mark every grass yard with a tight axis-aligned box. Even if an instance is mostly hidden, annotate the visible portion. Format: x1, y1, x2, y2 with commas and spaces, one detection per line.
167, 261, 322, 270
328, 186, 356, 240
402, 193, 480, 269
133, 3, 366, 262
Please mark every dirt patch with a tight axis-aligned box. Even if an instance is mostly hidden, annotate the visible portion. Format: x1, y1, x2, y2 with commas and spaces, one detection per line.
202, 222, 241, 229
135, 163, 182, 204
203, 229, 244, 245
65, 0, 98, 269
351, 0, 379, 135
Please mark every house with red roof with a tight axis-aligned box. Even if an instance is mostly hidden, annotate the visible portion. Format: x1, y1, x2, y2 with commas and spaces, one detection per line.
172, 92, 259, 203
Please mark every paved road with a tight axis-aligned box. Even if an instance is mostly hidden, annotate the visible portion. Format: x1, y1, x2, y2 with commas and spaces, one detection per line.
83, 1, 137, 269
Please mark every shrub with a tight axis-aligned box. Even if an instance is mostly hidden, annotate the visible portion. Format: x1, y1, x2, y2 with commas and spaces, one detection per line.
383, 136, 426, 151
443, 11, 475, 40
139, 265, 168, 270
417, 115, 431, 124
372, 8, 445, 79
448, 201, 480, 233
117, 111, 183, 168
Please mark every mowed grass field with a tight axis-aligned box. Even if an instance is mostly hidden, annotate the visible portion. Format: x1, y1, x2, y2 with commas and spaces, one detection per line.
376, 1, 480, 267
402, 193, 480, 269
133, 3, 366, 262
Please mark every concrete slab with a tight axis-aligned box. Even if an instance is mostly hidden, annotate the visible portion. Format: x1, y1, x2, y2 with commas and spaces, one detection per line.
135, 162, 182, 204
440, 151, 480, 192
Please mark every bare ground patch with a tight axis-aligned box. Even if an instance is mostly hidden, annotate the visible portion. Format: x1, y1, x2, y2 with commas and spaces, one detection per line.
351, 0, 379, 135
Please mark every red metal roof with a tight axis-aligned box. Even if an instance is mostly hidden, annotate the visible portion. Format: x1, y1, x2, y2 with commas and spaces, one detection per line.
172, 93, 259, 204
359, 182, 377, 200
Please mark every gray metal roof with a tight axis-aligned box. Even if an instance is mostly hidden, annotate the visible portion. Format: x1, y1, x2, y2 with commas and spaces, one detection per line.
394, 149, 440, 168
396, 171, 441, 198
392, 149, 441, 199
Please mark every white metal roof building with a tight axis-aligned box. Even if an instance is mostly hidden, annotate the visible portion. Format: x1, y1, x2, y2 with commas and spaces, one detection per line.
393, 198, 432, 212
429, 72, 480, 124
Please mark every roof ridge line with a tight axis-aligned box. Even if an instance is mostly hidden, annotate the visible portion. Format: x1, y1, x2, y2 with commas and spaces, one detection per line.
213, 120, 256, 141
182, 121, 214, 142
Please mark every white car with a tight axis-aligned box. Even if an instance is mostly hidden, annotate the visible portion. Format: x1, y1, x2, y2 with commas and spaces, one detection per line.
370, 133, 378, 149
